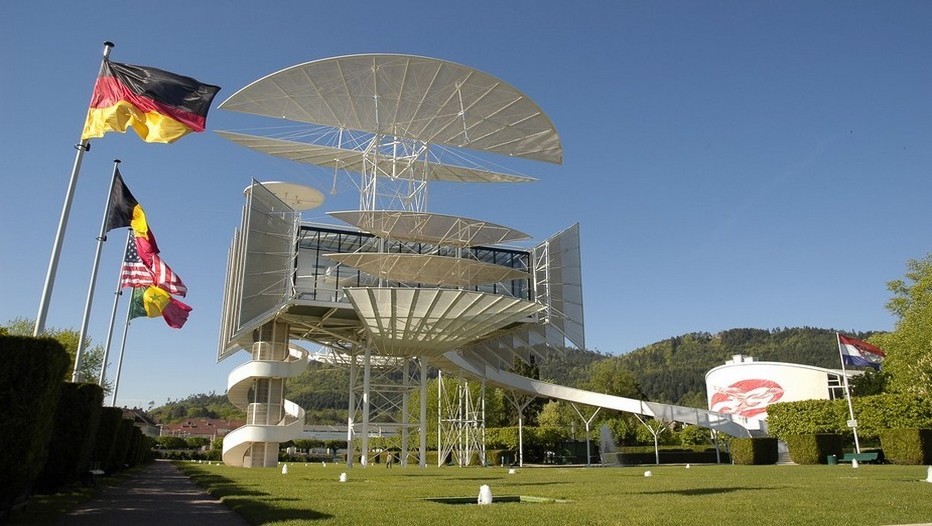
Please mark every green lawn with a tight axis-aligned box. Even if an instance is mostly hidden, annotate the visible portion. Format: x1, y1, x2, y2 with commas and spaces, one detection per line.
177, 461, 932, 526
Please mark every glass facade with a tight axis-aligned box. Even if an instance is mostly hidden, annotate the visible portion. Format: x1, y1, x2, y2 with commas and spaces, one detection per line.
294, 224, 531, 303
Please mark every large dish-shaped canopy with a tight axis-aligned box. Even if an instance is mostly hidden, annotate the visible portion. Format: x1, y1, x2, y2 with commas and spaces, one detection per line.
219, 54, 562, 164
328, 210, 530, 247
344, 287, 544, 356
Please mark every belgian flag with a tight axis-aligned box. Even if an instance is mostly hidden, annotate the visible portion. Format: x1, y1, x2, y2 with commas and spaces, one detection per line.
82, 60, 220, 143
104, 168, 145, 233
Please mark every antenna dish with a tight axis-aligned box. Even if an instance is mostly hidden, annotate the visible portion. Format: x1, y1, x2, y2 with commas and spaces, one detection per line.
219, 53, 561, 164
244, 181, 325, 211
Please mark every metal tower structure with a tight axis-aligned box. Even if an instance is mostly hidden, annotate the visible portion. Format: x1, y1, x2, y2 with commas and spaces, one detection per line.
217, 54, 587, 468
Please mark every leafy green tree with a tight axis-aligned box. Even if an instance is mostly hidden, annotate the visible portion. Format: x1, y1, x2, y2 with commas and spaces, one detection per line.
582, 359, 648, 444
874, 254, 932, 396
185, 437, 211, 449
156, 436, 188, 449
3, 317, 107, 389
505, 356, 545, 426
677, 424, 714, 446
584, 359, 644, 399
849, 369, 889, 396
537, 400, 575, 430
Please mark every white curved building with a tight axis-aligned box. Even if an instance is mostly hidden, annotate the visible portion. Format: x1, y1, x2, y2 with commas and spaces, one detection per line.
705, 355, 850, 426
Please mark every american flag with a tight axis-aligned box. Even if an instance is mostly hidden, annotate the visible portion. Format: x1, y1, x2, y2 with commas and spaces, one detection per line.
150, 252, 187, 297
120, 235, 154, 288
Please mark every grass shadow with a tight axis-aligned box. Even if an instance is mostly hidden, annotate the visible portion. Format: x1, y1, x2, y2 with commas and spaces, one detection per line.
225, 498, 332, 523
184, 469, 332, 522
637, 486, 769, 496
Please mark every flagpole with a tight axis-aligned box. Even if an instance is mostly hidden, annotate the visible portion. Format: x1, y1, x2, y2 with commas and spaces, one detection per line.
34, 41, 115, 337
99, 231, 133, 388
72, 159, 121, 382
110, 293, 135, 407
836, 332, 862, 454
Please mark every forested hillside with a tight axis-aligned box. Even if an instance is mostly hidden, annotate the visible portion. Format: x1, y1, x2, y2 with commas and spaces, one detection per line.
150, 326, 874, 422
613, 327, 875, 406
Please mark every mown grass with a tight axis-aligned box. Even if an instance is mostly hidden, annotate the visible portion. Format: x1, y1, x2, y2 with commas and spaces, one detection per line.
177, 461, 932, 526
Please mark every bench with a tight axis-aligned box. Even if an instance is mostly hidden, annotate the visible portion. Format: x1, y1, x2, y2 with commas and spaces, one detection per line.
841, 452, 879, 464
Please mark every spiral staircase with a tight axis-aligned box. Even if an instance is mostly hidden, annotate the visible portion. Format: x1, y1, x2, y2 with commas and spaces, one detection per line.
222, 321, 307, 468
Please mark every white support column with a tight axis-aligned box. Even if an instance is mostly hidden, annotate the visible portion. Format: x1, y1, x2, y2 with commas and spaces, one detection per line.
437, 370, 443, 467
346, 353, 357, 468
460, 380, 468, 467
480, 380, 487, 466
518, 410, 524, 468
401, 358, 410, 467
360, 346, 372, 466
419, 357, 428, 468
571, 403, 601, 467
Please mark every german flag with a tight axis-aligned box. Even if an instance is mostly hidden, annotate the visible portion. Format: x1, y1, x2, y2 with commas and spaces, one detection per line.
82, 60, 220, 143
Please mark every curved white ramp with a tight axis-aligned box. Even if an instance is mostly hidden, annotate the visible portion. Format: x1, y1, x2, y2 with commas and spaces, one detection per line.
223, 344, 308, 467
442, 351, 760, 438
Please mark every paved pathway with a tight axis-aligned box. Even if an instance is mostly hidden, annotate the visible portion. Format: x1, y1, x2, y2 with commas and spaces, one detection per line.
55, 459, 250, 526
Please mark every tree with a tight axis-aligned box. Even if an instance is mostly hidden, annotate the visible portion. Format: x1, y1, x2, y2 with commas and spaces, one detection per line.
874, 254, 932, 396
849, 369, 889, 396
584, 359, 644, 399
156, 436, 188, 449
537, 400, 575, 430
2, 317, 107, 390
505, 356, 545, 426
582, 359, 648, 444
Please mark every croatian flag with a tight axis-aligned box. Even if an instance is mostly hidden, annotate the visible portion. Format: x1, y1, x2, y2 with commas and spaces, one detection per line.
838, 334, 886, 369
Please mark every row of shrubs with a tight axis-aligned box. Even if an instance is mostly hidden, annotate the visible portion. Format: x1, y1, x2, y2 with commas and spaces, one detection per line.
730, 429, 932, 465
0, 335, 155, 519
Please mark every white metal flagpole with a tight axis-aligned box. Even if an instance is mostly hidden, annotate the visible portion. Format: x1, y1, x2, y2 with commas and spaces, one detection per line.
34, 41, 114, 337
72, 159, 121, 382
836, 332, 862, 454
110, 291, 135, 407
98, 230, 133, 388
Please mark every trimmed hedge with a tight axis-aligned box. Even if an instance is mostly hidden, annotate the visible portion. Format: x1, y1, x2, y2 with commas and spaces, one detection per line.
767, 395, 932, 440
92, 407, 124, 474
603, 446, 728, 466
0, 335, 70, 515
880, 428, 932, 465
783, 433, 843, 465
730, 437, 778, 465
107, 418, 135, 473
35, 382, 104, 492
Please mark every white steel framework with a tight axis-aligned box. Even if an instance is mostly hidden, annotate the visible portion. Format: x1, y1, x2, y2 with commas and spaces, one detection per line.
218, 54, 756, 473
436, 372, 486, 467
217, 53, 570, 469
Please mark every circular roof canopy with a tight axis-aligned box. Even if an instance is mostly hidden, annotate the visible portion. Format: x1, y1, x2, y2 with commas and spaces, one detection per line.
219, 54, 562, 164
344, 287, 544, 356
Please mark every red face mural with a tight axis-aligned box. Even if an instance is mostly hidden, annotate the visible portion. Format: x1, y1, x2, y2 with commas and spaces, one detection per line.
709, 379, 784, 418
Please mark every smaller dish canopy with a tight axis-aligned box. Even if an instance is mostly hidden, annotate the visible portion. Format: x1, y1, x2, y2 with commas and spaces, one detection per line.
244, 181, 325, 211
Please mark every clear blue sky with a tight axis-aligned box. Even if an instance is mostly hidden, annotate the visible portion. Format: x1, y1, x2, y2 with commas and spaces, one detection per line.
2, 1, 930, 409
